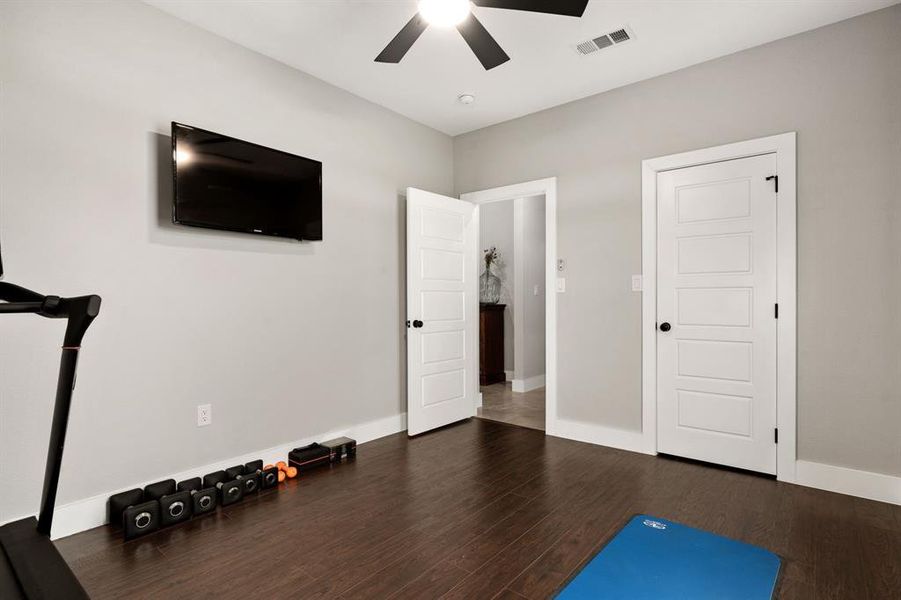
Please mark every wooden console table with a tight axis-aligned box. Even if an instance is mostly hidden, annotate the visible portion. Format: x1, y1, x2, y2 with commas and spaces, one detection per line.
479, 303, 506, 386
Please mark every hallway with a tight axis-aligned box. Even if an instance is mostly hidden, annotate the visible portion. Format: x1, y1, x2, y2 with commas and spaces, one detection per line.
477, 382, 545, 430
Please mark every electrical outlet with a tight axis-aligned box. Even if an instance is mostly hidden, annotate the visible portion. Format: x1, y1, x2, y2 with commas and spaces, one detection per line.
557, 259, 565, 272
197, 404, 212, 427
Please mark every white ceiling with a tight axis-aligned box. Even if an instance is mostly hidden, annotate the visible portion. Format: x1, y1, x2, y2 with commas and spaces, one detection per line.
146, 0, 898, 136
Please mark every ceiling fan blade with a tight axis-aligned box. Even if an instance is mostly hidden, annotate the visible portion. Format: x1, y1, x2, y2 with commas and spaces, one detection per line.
456, 13, 510, 70
472, 0, 589, 17
375, 13, 429, 63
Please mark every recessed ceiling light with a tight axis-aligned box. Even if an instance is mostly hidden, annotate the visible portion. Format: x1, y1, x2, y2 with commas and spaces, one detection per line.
418, 0, 471, 28
458, 94, 475, 105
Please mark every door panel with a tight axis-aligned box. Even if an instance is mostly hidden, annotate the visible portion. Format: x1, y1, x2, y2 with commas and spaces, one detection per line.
421, 331, 465, 364
676, 287, 752, 327
407, 188, 477, 436
677, 390, 752, 437
657, 154, 777, 474
677, 340, 752, 382
677, 234, 751, 274
676, 179, 751, 223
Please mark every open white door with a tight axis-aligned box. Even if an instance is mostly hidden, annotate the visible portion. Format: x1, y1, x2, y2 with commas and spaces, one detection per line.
406, 188, 478, 436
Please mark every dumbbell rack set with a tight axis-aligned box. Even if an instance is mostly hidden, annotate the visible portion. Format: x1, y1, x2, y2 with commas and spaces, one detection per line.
108, 437, 356, 541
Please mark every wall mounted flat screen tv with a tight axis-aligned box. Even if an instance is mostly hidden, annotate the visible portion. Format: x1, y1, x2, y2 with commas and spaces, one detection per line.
172, 122, 322, 240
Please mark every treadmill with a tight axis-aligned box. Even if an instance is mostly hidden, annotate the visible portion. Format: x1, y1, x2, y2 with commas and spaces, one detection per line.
0, 251, 100, 599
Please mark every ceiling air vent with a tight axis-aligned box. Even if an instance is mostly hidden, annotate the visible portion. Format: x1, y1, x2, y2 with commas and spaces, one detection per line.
608, 28, 631, 43
592, 35, 613, 50
576, 40, 598, 55
575, 25, 634, 56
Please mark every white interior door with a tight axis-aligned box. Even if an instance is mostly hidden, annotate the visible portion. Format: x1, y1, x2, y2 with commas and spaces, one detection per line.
656, 154, 778, 474
406, 188, 478, 436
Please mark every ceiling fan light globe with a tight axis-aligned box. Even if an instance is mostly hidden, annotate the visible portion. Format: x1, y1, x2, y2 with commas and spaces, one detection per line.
418, 0, 471, 27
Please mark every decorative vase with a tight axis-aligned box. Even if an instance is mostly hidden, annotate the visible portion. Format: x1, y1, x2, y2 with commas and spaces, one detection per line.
480, 269, 501, 304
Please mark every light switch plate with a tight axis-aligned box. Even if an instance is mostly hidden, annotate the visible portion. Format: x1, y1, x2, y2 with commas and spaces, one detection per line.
556, 278, 566, 293
631, 274, 643, 292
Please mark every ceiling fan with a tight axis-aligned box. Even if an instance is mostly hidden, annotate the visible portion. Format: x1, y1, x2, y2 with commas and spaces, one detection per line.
375, 0, 589, 70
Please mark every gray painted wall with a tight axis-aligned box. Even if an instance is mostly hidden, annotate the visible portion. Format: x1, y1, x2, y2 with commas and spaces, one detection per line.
479, 200, 515, 372
0, 0, 453, 521
516, 195, 546, 381
455, 6, 901, 476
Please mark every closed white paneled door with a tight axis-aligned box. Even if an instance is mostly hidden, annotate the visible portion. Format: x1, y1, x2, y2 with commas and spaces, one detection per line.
657, 154, 778, 474
406, 188, 478, 436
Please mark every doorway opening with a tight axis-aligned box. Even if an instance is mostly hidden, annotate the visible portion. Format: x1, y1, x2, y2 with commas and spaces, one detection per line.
475, 195, 546, 431
404, 178, 557, 438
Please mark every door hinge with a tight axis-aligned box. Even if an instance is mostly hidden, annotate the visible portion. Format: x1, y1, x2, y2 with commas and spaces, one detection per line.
774, 428, 779, 444
774, 303, 779, 319
766, 175, 779, 193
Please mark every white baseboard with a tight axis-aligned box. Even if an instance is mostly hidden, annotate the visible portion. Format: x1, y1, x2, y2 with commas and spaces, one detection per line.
548, 418, 899, 506
505, 370, 513, 382
548, 418, 653, 455
33, 413, 899, 541
795, 460, 901, 506
512, 374, 545, 393
35, 412, 406, 540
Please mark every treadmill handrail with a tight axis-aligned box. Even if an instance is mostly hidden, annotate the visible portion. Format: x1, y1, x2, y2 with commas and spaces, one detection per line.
0, 281, 45, 303
0, 302, 43, 314
1, 282, 101, 346
1, 280, 101, 537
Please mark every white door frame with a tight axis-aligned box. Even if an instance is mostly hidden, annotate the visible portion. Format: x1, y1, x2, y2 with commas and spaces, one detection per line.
460, 178, 558, 434
641, 132, 797, 482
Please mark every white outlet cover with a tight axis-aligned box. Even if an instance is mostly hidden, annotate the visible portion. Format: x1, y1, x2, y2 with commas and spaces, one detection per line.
197, 403, 212, 427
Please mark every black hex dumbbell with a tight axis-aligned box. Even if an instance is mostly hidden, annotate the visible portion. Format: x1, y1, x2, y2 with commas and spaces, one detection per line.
109, 488, 159, 541
203, 470, 243, 506
228, 462, 264, 495
144, 479, 191, 527
244, 459, 279, 490
221, 464, 257, 496
176, 477, 218, 516
225, 465, 244, 480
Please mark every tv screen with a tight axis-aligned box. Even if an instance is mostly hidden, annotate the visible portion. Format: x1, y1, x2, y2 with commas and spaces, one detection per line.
172, 122, 322, 240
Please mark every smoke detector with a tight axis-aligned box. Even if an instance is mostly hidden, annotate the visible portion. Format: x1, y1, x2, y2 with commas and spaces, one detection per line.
458, 94, 475, 105
576, 25, 634, 56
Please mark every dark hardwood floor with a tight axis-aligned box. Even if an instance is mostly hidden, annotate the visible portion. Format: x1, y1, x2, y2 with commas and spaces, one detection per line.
55, 419, 901, 599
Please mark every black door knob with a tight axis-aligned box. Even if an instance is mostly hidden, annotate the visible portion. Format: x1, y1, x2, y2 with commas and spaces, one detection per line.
659, 322, 671, 332
413, 320, 423, 328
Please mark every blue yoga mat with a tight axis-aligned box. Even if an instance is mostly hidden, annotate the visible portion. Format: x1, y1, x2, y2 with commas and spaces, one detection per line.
557, 515, 781, 599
